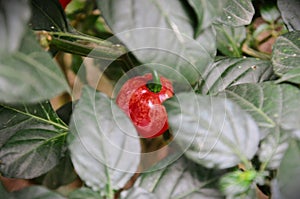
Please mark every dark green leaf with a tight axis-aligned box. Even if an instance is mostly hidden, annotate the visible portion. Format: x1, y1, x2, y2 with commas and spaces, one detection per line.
33, 155, 77, 189
258, 127, 290, 169
68, 86, 140, 191
220, 82, 300, 138
11, 186, 66, 199
30, 0, 70, 32
216, 0, 254, 27
0, 101, 67, 147
214, 24, 246, 57
0, 0, 31, 56
202, 58, 273, 95
272, 31, 300, 76
0, 182, 10, 199
68, 187, 101, 199
165, 93, 260, 169
277, 0, 300, 31
0, 102, 68, 178
0, 30, 70, 103
133, 157, 222, 199
0, 129, 67, 179
97, 0, 214, 85
276, 140, 300, 199
187, 0, 228, 37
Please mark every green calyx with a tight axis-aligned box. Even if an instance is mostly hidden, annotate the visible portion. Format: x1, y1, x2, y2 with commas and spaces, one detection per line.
147, 70, 162, 93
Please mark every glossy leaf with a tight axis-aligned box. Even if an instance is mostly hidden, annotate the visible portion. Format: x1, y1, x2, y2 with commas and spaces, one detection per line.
272, 31, 300, 76
214, 24, 246, 57
221, 82, 300, 138
30, 0, 70, 32
68, 86, 140, 191
11, 186, 66, 199
133, 157, 222, 199
97, 0, 214, 84
0, 0, 31, 56
68, 187, 102, 199
258, 127, 290, 169
202, 58, 273, 95
277, 0, 300, 31
0, 102, 68, 178
0, 30, 70, 103
276, 140, 300, 199
216, 0, 254, 27
165, 93, 260, 169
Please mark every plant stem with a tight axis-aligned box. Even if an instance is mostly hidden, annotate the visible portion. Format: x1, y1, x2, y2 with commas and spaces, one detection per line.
147, 70, 162, 93
36, 31, 127, 60
242, 43, 271, 60
105, 183, 114, 199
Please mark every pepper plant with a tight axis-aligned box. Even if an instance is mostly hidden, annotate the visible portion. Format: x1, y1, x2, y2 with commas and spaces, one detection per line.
0, 0, 300, 198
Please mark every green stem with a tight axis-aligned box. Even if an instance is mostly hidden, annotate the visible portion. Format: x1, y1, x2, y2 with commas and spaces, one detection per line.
37, 31, 127, 61
147, 70, 162, 93
105, 183, 114, 199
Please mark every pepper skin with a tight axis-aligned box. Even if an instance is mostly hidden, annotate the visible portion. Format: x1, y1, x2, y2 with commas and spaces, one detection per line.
116, 73, 173, 138
59, 0, 71, 9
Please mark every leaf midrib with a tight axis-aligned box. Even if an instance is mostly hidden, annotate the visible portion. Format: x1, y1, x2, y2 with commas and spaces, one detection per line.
0, 103, 68, 130
224, 89, 276, 127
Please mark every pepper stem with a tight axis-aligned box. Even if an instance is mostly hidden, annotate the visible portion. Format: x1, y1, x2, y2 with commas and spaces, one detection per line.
147, 70, 162, 93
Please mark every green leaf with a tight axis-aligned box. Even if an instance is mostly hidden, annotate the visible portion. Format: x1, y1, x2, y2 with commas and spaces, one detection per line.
214, 24, 246, 57
0, 102, 68, 178
220, 82, 300, 138
0, 30, 70, 103
33, 155, 77, 189
68, 187, 102, 199
216, 0, 254, 27
260, 3, 280, 23
132, 157, 222, 198
97, 0, 214, 85
0, 0, 31, 56
277, 0, 300, 31
202, 58, 273, 95
275, 67, 300, 84
165, 93, 260, 169
220, 170, 258, 198
11, 186, 66, 199
30, 0, 70, 32
121, 187, 157, 199
258, 127, 290, 170
68, 86, 140, 192
187, 0, 228, 37
0, 129, 67, 179
272, 31, 300, 76
0, 182, 10, 199
276, 140, 300, 199
187, 0, 253, 35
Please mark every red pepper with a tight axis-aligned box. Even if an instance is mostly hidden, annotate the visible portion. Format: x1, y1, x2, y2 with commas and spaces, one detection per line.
59, 0, 71, 9
116, 73, 173, 138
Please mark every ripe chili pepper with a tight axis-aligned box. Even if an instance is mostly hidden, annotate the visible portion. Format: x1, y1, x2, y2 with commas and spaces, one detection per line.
59, 0, 71, 9
116, 72, 173, 138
